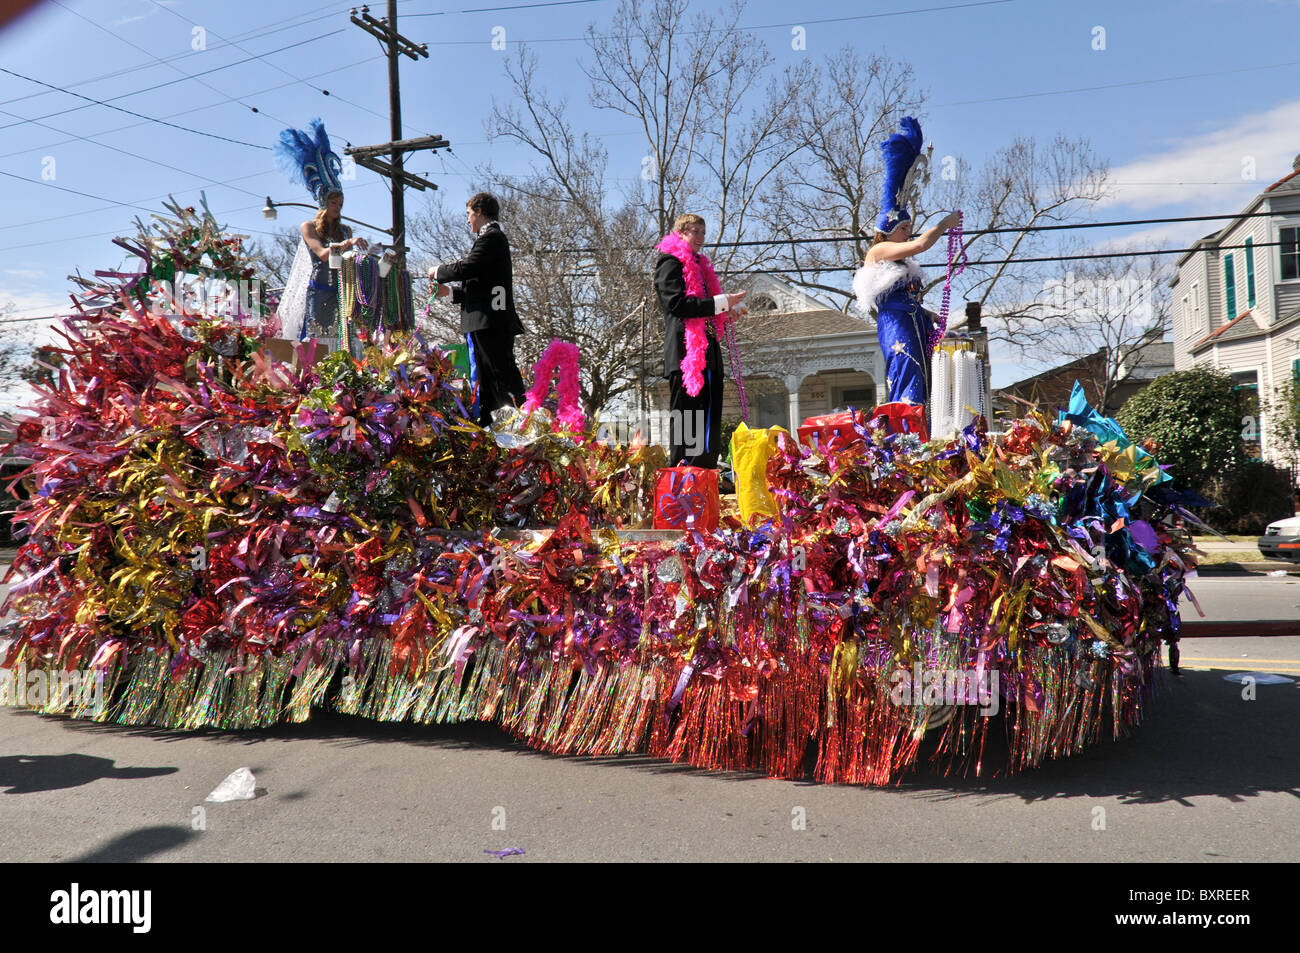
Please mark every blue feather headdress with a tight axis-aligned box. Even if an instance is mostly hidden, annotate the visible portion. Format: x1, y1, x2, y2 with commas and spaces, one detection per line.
877, 116, 930, 233
274, 118, 344, 207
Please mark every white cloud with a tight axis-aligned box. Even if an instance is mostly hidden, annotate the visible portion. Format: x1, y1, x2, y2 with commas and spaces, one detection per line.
1101, 98, 1300, 212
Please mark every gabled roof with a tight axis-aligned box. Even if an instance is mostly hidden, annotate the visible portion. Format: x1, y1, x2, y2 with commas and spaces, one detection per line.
1175, 166, 1300, 269
1190, 310, 1254, 350
1265, 169, 1300, 193
1190, 305, 1300, 353
736, 272, 872, 341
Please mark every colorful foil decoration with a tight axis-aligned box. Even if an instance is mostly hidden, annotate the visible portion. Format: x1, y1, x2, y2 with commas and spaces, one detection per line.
0, 209, 1197, 788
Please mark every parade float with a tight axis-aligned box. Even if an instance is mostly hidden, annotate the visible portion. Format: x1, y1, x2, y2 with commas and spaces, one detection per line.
0, 198, 1202, 787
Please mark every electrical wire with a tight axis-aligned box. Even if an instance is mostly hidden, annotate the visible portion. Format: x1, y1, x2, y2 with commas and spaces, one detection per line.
0, 175, 393, 254
0, 55, 382, 165
0, 0, 374, 108
535, 209, 1290, 255
0, 29, 347, 131
0, 67, 270, 149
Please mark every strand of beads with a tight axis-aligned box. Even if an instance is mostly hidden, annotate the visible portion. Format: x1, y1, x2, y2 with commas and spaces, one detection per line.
356, 254, 380, 311
338, 255, 358, 352
722, 316, 749, 423
929, 212, 968, 353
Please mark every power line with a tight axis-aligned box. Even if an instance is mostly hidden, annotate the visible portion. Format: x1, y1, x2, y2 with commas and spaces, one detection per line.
0, 169, 274, 233
0, 1, 369, 108
416, 0, 1013, 43
0, 27, 346, 132
0, 54, 381, 166
0, 176, 393, 254
0, 67, 270, 150
0, 104, 269, 201
406, 0, 606, 15
140, 0, 412, 139
714, 239, 1293, 275
0, 168, 159, 215
934, 57, 1300, 108
537, 209, 1287, 256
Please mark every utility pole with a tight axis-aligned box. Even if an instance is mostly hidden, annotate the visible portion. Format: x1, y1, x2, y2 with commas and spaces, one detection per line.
346, 3, 448, 261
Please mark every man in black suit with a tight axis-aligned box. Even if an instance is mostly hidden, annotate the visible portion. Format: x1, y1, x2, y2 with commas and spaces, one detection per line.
429, 192, 526, 427
656, 213, 746, 469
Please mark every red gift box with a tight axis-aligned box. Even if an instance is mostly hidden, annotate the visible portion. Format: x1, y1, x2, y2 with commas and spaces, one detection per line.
797, 410, 866, 453
653, 466, 720, 532
867, 401, 929, 442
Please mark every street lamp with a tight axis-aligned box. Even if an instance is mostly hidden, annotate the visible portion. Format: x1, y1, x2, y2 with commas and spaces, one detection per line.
260, 196, 395, 236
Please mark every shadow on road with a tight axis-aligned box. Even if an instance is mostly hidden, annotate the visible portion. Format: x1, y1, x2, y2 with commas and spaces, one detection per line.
0, 753, 178, 794
67, 825, 197, 863
28, 668, 1300, 803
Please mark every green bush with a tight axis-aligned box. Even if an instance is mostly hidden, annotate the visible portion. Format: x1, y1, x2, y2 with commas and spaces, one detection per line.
1118, 368, 1295, 532
1116, 368, 1247, 489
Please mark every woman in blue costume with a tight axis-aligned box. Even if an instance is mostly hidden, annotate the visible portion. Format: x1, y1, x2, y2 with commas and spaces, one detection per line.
274, 119, 370, 357
853, 117, 960, 407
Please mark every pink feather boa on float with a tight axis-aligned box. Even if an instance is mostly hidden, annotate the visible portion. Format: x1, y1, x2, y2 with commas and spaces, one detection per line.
522, 338, 586, 432
656, 231, 727, 397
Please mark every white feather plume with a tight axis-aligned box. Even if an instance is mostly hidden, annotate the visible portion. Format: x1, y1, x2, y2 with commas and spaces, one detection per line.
851, 258, 921, 317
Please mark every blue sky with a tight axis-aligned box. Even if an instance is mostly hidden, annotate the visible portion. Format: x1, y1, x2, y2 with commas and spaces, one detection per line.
3, 0, 1300, 400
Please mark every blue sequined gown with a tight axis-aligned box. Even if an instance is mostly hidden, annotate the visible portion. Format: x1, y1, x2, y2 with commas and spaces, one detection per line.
855, 258, 932, 405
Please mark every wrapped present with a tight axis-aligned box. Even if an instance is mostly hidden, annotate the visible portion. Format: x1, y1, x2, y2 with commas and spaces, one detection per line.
730, 423, 784, 526
652, 466, 720, 531
867, 401, 929, 442
797, 410, 866, 454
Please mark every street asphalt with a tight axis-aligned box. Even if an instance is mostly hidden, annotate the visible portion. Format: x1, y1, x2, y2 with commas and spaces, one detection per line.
2, 566, 1297, 863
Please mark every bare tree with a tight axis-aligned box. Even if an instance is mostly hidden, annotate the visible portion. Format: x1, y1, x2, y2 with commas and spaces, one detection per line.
583, 0, 803, 273
931, 135, 1111, 325
411, 166, 654, 416
756, 49, 1110, 324
0, 302, 46, 412
246, 227, 300, 289
1000, 248, 1173, 413
762, 48, 924, 305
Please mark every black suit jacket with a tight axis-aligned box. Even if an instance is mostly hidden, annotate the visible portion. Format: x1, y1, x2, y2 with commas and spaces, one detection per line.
655, 252, 722, 379
435, 221, 525, 336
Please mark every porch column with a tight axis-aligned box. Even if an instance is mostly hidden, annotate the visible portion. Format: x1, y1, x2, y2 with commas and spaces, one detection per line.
785, 373, 803, 430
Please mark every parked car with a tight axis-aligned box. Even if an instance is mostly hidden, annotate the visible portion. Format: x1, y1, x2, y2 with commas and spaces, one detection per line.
1258, 515, 1300, 562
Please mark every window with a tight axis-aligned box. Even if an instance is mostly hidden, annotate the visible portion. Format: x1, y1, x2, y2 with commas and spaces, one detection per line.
1232, 369, 1261, 461
1224, 253, 1237, 318
1192, 281, 1203, 333
1245, 237, 1256, 308
1281, 226, 1300, 281
834, 387, 875, 410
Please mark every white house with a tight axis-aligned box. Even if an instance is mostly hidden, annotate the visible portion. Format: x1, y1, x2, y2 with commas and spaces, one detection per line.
1172, 155, 1300, 465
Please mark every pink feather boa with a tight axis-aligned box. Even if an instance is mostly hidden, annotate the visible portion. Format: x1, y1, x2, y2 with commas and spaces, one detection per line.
657, 231, 728, 397
522, 338, 586, 432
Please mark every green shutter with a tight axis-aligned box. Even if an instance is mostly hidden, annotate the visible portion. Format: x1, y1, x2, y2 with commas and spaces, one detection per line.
1245, 237, 1256, 308
1224, 253, 1237, 317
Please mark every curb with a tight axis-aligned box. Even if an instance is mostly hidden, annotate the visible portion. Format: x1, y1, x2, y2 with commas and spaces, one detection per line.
1196, 562, 1300, 576
1180, 620, 1300, 637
